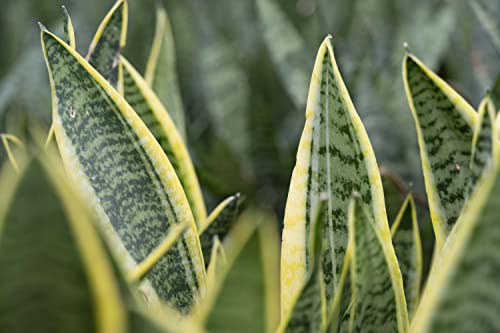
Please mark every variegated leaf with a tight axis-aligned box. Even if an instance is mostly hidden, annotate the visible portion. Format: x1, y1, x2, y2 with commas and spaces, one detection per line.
410, 130, 500, 333
197, 210, 280, 333
144, 5, 186, 138
256, 0, 310, 109
0, 151, 127, 333
86, 0, 127, 90
199, 193, 243, 267
62, 6, 76, 49
120, 56, 206, 228
349, 197, 408, 333
403, 52, 477, 250
390, 195, 422, 320
470, 96, 496, 185
40, 27, 205, 313
279, 203, 326, 333
281, 36, 402, 323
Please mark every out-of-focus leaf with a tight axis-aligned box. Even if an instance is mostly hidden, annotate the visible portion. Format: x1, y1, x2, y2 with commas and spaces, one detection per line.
40, 27, 205, 313
121, 56, 207, 228
403, 52, 477, 250
390, 195, 422, 320
144, 5, 186, 138
349, 197, 408, 332
197, 209, 280, 333
86, 0, 127, 89
470, 0, 500, 54
0, 151, 127, 333
199, 193, 243, 267
256, 0, 311, 109
410, 140, 500, 333
281, 36, 401, 321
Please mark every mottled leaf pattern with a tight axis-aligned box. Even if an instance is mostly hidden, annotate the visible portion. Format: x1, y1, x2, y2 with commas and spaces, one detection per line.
280, 204, 325, 333
470, 96, 496, 186
199, 193, 242, 267
0, 154, 126, 333
403, 53, 477, 249
41, 28, 205, 313
121, 56, 206, 228
62, 6, 76, 49
86, 0, 127, 89
144, 5, 186, 138
390, 195, 422, 320
349, 198, 408, 333
256, 0, 310, 109
410, 149, 500, 333
281, 36, 396, 319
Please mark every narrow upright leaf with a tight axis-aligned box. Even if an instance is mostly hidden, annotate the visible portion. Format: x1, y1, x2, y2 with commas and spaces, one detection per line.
62, 6, 76, 49
121, 56, 207, 227
144, 5, 186, 138
199, 193, 243, 266
0, 153, 127, 333
86, 0, 127, 89
470, 0, 500, 54
198, 210, 280, 333
410, 147, 500, 333
390, 195, 423, 320
279, 203, 326, 333
349, 197, 408, 333
256, 0, 310, 109
403, 52, 477, 249
41, 28, 205, 313
470, 96, 496, 185
281, 36, 401, 323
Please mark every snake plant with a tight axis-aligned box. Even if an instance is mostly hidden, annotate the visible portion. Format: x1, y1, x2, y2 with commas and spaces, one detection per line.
1, 1, 499, 332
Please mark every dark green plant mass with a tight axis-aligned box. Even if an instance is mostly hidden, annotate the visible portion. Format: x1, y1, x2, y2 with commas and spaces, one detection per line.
0, 0, 500, 332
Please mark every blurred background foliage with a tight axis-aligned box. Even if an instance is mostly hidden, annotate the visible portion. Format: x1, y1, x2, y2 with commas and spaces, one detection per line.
0, 0, 499, 224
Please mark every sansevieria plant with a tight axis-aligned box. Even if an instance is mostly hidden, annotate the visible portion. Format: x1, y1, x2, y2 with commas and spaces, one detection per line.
1, 1, 499, 333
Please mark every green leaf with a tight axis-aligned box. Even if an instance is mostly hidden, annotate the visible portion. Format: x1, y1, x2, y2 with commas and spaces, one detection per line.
279, 202, 326, 333
197, 209, 280, 333
199, 193, 243, 267
144, 5, 186, 139
470, 0, 500, 54
62, 6, 76, 49
403, 52, 477, 250
281, 36, 403, 323
256, 0, 310, 109
195, 11, 250, 160
410, 135, 500, 333
40, 27, 205, 313
349, 197, 408, 333
86, 0, 127, 90
120, 55, 207, 228
390, 195, 422, 320
0, 151, 127, 333
470, 95, 497, 186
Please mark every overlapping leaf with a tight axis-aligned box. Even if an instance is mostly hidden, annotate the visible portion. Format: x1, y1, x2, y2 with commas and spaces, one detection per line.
40, 27, 205, 313
86, 0, 127, 89
349, 197, 408, 333
121, 56, 207, 228
197, 209, 280, 333
391, 195, 422, 320
403, 53, 477, 249
144, 5, 186, 138
199, 193, 243, 266
281, 36, 402, 324
410, 120, 500, 333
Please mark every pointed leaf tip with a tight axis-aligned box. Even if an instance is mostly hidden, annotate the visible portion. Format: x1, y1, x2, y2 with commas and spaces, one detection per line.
38, 22, 48, 32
